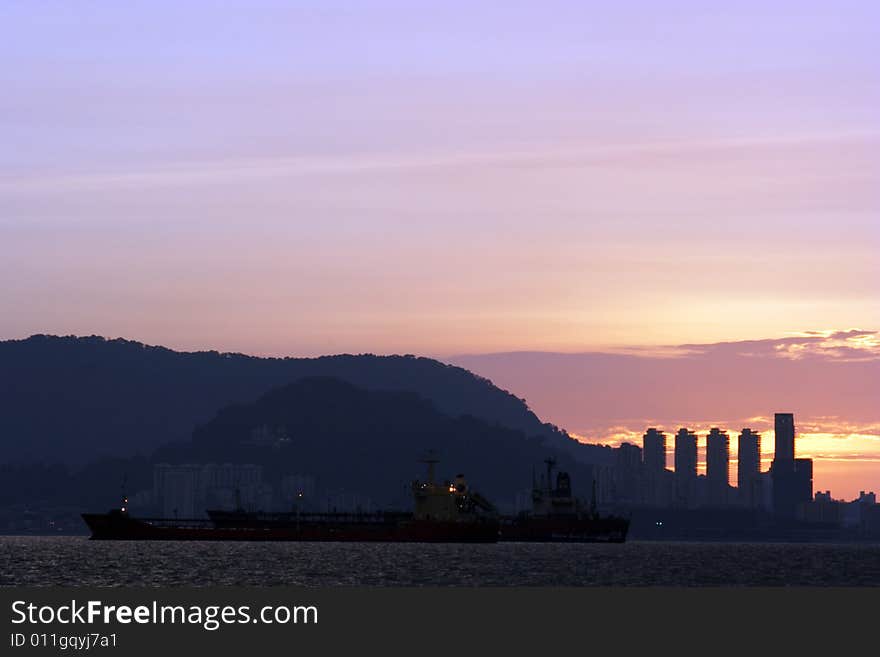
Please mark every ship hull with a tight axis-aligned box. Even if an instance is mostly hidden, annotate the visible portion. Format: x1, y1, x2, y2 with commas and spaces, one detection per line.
81, 512, 500, 543
500, 515, 629, 543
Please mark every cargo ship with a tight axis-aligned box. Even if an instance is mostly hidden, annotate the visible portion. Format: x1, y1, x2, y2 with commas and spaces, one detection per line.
81, 457, 500, 542
499, 458, 629, 542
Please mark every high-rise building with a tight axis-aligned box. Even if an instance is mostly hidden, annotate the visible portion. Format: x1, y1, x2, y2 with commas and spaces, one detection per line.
706, 427, 730, 506
770, 413, 812, 517
774, 412, 795, 462
737, 428, 762, 508
674, 428, 697, 478
643, 428, 667, 472
674, 428, 698, 508
642, 428, 672, 507
794, 458, 813, 506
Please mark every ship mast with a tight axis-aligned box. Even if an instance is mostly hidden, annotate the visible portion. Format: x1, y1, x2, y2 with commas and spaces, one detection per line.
544, 457, 556, 493
420, 450, 440, 485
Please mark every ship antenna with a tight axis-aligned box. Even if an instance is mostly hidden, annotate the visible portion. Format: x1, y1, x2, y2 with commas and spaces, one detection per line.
420, 449, 440, 485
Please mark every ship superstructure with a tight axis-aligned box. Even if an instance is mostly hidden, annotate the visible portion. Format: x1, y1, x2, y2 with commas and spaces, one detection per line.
500, 458, 629, 542
411, 453, 497, 522
530, 457, 583, 516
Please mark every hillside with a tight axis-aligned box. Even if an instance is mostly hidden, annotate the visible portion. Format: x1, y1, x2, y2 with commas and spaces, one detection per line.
154, 376, 599, 506
0, 334, 607, 465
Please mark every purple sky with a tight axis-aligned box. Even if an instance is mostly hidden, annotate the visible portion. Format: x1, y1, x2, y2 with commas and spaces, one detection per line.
1, 3, 878, 494
2, 1, 878, 355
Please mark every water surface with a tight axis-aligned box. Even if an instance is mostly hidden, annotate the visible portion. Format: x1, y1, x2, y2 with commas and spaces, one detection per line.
3, 536, 879, 586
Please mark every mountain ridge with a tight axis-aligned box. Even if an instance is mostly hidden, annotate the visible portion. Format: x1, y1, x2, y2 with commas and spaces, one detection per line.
0, 334, 611, 466
158, 375, 600, 506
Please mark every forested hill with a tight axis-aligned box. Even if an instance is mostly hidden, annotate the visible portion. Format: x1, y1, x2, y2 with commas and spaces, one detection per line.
0, 334, 609, 465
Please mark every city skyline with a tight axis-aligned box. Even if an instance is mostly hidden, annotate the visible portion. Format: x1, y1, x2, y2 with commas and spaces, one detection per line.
628, 415, 816, 510
452, 332, 878, 500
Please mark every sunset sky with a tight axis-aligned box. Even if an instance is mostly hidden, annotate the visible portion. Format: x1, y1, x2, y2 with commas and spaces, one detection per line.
1, 3, 878, 496
452, 331, 880, 500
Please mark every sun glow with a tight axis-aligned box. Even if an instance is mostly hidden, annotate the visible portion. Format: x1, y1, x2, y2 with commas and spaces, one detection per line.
569, 421, 880, 502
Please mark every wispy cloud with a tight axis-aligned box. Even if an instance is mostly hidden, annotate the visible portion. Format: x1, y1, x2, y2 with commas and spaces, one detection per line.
3, 130, 877, 195
674, 329, 880, 362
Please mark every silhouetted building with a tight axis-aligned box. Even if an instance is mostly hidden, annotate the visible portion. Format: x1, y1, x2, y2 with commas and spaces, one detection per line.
774, 412, 795, 461
800, 490, 843, 524
153, 463, 264, 518
844, 492, 880, 536
737, 428, 762, 508
760, 465, 773, 512
771, 457, 813, 518
589, 464, 616, 511
642, 428, 673, 506
674, 428, 698, 508
613, 442, 644, 505
706, 428, 730, 506
790, 458, 813, 515
770, 413, 812, 518
769, 457, 797, 517
643, 428, 667, 472
862, 505, 880, 537
760, 470, 774, 511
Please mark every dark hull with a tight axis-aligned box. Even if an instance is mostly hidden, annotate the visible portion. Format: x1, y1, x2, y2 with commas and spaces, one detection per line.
81, 512, 500, 543
207, 509, 412, 529
500, 515, 629, 543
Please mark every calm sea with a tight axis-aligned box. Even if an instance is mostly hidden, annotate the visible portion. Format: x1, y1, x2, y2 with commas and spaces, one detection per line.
3, 536, 880, 586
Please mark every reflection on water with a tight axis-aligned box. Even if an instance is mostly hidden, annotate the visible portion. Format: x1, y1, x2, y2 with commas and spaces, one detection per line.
2, 536, 879, 587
